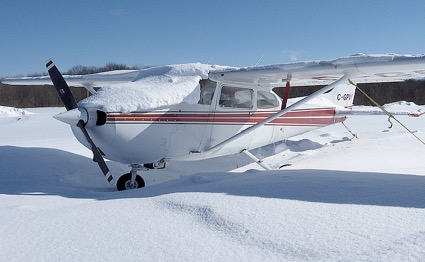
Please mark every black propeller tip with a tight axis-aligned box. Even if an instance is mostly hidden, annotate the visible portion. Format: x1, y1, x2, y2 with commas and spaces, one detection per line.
46, 59, 54, 69
46, 59, 78, 111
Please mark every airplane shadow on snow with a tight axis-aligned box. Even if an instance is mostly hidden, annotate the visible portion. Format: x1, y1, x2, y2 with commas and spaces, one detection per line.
0, 146, 114, 197
1, 145, 425, 209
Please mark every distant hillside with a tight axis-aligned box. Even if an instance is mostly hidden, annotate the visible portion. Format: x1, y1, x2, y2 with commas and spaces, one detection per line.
0, 84, 89, 108
1, 80, 425, 108
278, 80, 425, 106
63, 62, 144, 75
0, 62, 146, 108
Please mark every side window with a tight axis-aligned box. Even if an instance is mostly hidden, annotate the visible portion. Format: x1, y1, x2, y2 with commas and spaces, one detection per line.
219, 86, 253, 109
198, 79, 217, 105
257, 91, 279, 109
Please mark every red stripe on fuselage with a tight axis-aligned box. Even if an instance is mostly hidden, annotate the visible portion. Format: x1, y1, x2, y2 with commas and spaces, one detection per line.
106, 108, 344, 126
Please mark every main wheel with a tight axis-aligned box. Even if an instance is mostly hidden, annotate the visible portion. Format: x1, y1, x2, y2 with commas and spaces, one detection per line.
116, 173, 145, 191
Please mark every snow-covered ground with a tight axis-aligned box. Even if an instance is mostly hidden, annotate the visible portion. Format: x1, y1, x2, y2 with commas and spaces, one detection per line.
1, 104, 425, 261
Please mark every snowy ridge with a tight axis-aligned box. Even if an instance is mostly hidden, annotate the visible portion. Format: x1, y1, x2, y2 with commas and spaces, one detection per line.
0, 105, 29, 117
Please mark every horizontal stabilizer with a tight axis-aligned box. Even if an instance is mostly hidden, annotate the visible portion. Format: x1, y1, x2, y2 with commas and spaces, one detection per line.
337, 108, 425, 117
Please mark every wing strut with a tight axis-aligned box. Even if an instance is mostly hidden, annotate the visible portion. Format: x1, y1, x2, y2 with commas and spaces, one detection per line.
241, 149, 271, 170
281, 73, 292, 110
201, 74, 352, 156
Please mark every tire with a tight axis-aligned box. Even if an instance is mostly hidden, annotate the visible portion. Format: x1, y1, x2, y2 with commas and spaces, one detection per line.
116, 173, 145, 191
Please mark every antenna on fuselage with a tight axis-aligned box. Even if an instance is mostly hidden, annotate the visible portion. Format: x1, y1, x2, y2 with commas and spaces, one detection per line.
254, 53, 264, 66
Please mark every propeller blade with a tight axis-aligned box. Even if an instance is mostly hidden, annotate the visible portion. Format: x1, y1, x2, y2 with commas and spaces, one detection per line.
77, 120, 115, 184
46, 59, 78, 111
46, 60, 114, 185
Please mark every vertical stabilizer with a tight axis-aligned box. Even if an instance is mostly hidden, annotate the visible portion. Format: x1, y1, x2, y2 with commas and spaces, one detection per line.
320, 79, 356, 108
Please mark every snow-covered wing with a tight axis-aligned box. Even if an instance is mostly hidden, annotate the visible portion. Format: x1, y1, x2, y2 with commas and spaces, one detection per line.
1, 63, 231, 112
209, 54, 425, 86
78, 63, 229, 112
2, 70, 141, 87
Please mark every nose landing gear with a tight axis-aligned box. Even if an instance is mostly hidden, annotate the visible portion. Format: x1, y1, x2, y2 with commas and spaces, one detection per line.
116, 164, 146, 191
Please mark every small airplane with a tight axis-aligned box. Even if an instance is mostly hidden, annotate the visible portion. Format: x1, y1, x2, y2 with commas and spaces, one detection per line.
3, 54, 425, 190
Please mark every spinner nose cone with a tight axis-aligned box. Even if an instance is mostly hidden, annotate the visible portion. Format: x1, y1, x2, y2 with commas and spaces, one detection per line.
53, 108, 88, 125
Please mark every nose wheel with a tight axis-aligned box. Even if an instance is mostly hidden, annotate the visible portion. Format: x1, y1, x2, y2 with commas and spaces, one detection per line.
116, 164, 146, 191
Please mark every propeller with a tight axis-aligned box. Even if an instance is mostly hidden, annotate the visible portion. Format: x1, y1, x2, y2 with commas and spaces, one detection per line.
46, 60, 78, 111
46, 59, 114, 184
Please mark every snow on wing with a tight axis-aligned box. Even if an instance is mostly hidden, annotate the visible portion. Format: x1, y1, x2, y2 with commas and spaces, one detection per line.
209, 54, 425, 86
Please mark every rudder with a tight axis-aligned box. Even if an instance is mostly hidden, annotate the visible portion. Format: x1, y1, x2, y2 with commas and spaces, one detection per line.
320, 79, 356, 108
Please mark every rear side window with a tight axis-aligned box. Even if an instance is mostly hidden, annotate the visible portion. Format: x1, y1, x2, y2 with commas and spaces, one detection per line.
257, 91, 279, 109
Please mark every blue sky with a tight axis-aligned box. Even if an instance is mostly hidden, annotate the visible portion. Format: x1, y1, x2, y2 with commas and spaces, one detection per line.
1, 0, 424, 77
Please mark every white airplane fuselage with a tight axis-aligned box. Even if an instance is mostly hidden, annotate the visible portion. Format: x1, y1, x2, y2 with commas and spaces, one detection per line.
71, 100, 345, 165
